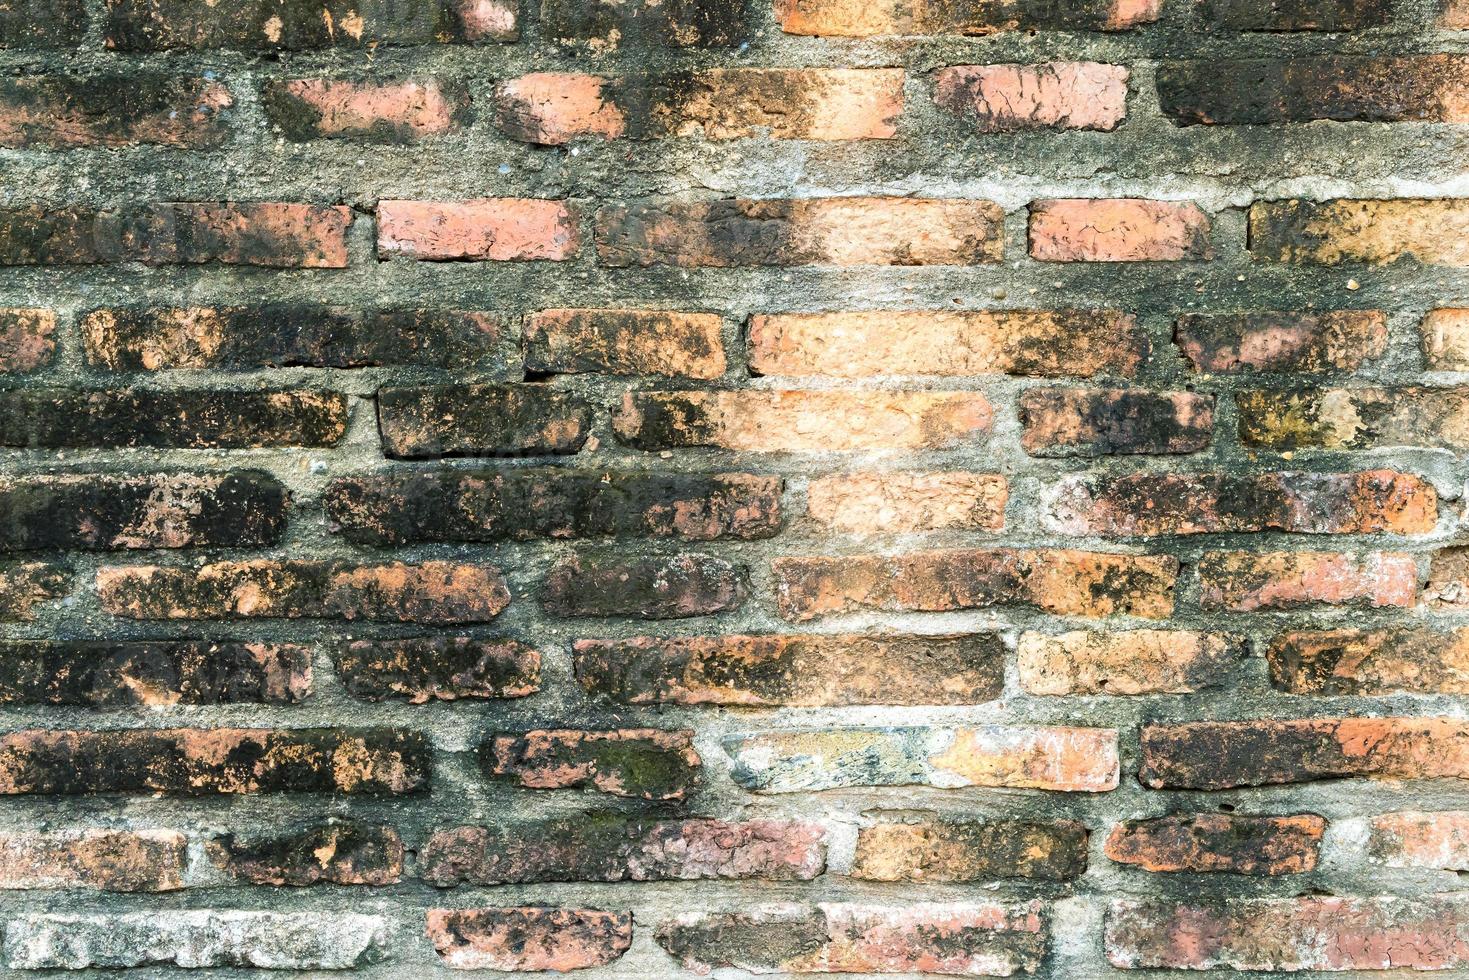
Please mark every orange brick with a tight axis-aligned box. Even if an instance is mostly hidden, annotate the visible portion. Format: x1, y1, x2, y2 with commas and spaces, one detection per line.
1250, 199, 1469, 265
935, 62, 1127, 132
1199, 551, 1418, 612
1370, 811, 1469, 869
1030, 199, 1212, 262
263, 78, 470, 141
524, 309, 725, 378
377, 199, 578, 261
774, 0, 1159, 35
806, 471, 1007, 532
1018, 630, 1236, 695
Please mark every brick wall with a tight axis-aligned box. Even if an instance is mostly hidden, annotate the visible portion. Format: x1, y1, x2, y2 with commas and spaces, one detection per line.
0, 0, 1466, 974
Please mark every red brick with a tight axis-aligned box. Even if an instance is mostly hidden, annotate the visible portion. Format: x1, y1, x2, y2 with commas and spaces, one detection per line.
1250, 199, 1469, 266
542, 552, 746, 619
491, 73, 623, 143
335, 637, 540, 703
935, 63, 1127, 132
376, 384, 590, 458
1198, 550, 1418, 612
1238, 387, 1469, 451
263, 78, 470, 142
208, 822, 402, 886
1268, 628, 1469, 695
806, 472, 1007, 533
1105, 815, 1325, 875
852, 818, 1088, 882
0, 308, 56, 372
1031, 199, 1211, 261
0, 75, 232, 148
427, 908, 632, 971
1177, 310, 1387, 373
0, 830, 186, 891
376, 199, 577, 261
775, 0, 1159, 34
481, 728, 700, 800
1369, 811, 1469, 869
1017, 630, 1236, 695
0, 563, 69, 621
525, 309, 726, 378
1020, 388, 1213, 456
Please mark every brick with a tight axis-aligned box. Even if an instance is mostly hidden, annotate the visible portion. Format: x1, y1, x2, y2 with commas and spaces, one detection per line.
543, 0, 747, 48
1106, 897, 1469, 971
542, 552, 747, 618
1429, 546, 1469, 608
1177, 310, 1387, 373
614, 390, 993, 452
0, 472, 289, 551
1047, 470, 1437, 537
326, 469, 780, 544
0, 309, 55, 373
104, 0, 516, 50
0, 641, 311, 706
420, 817, 825, 885
773, 549, 1178, 621
1160, 57, 1469, 126
377, 199, 577, 261
852, 818, 1088, 882
658, 901, 1048, 976
775, 0, 1158, 34
492, 73, 624, 142
1198, 550, 1417, 612
0, 389, 346, 449
596, 198, 1004, 267
377, 384, 590, 458
83, 306, 507, 371
725, 725, 1120, 793
480, 728, 700, 800
1105, 815, 1325, 875
1448, 0, 1469, 27
98, 559, 510, 624
1139, 718, 1469, 789
208, 822, 402, 886
806, 472, 1007, 533
0, 727, 430, 795
263, 77, 470, 142
0, 563, 69, 621
525, 309, 725, 378
1421, 309, 1469, 370
0, 203, 351, 267
1238, 387, 1469, 451
574, 633, 1005, 707
1030, 200, 1212, 262
0, 75, 231, 149
1020, 389, 1213, 456
1198, 0, 1391, 29
0, 0, 85, 48
335, 637, 540, 703
1017, 630, 1236, 695
748, 310, 1144, 378
1250, 199, 1469, 266
1369, 811, 1469, 870
427, 908, 633, 971
935, 63, 1127, 132
1268, 628, 1469, 695
0, 829, 186, 891
4, 911, 388, 970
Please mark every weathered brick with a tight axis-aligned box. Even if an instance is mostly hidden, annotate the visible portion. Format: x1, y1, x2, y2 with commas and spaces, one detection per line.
1139, 718, 1469, 789
0, 829, 186, 892
1198, 0, 1391, 29
726, 725, 1120, 793
0, 389, 347, 449
775, 0, 1158, 34
377, 384, 590, 458
1047, 470, 1437, 537
1198, 550, 1418, 612
542, 552, 747, 618
1030, 200, 1213, 262
1249, 199, 1469, 266
657, 901, 1048, 976
0, 563, 69, 621
596, 198, 1005, 267
1429, 546, 1469, 608
335, 637, 540, 703
83, 306, 506, 371
0, 75, 231, 149
1020, 389, 1213, 456
1268, 628, 1469, 695
543, 0, 747, 48
495, 69, 902, 143
263, 78, 470, 142
1106, 897, 1469, 971
1369, 811, 1469, 870
0, 309, 54, 373
1177, 310, 1387, 373
326, 469, 780, 544
748, 310, 1144, 378
806, 472, 1007, 533
0, 472, 289, 551
935, 63, 1127, 132
0, 727, 430, 795
420, 817, 825, 885
1105, 815, 1325, 875
773, 549, 1178, 621
480, 728, 700, 800
1422, 309, 1469, 370
1238, 387, 1469, 451
208, 822, 403, 886
574, 633, 1005, 706
614, 390, 993, 452
1448, 0, 1469, 27
105, 0, 516, 49
1017, 630, 1235, 695
0, 203, 351, 267
852, 818, 1088, 882
0, 641, 311, 706
4, 911, 388, 970
0, 0, 86, 48
525, 309, 726, 378
427, 908, 633, 971
98, 559, 510, 624
377, 199, 578, 261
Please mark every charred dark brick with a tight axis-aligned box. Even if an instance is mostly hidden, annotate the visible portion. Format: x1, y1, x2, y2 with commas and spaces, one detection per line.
426, 908, 632, 971
1105, 814, 1325, 874
261, 78, 474, 143
1020, 388, 1214, 456
335, 636, 540, 703
325, 469, 781, 545
0, 389, 347, 449
542, 552, 747, 619
0, 0, 86, 48
1197, 0, 1393, 30
851, 817, 1089, 882
542, 0, 749, 49
1239, 387, 1469, 450
208, 822, 404, 886
0, 75, 232, 149
0, 727, 431, 795
0, 563, 68, 621
1267, 628, 1469, 694
776, 0, 1158, 34
377, 384, 591, 459
480, 729, 701, 800
0, 641, 311, 706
